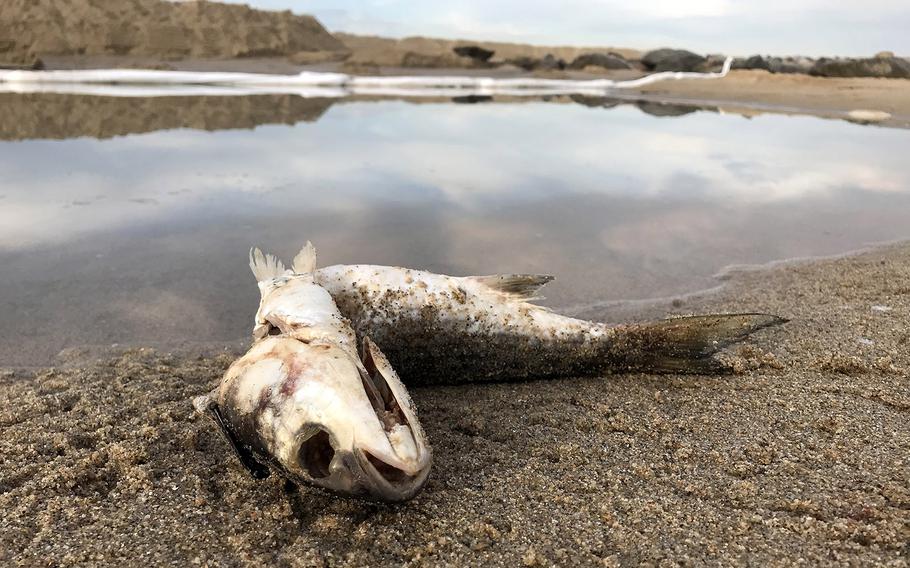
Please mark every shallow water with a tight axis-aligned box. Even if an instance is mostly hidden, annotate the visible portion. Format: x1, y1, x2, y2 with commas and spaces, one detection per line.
1, 94, 909, 366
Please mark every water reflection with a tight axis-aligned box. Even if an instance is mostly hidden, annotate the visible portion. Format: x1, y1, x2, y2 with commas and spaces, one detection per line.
0, 97, 908, 366
0, 92, 714, 141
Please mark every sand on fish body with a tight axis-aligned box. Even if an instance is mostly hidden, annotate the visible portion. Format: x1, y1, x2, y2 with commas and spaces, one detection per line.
1, 243, 909, 566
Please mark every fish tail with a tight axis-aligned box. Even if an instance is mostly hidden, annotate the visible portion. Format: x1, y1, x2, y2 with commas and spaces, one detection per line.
609, 313, 787, 374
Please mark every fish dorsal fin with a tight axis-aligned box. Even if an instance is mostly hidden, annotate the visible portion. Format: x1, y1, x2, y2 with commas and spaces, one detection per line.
470, 274, 554, 301
292, 241, 317, 275
249, 248, 286, 282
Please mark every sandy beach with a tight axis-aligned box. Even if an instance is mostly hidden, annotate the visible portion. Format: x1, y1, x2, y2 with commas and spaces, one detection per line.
2, 241, 908, 566
2, 1, 909, 565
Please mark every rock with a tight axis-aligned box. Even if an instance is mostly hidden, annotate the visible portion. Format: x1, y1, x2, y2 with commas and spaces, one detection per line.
703, 53, 728, 70
732, 55, 770, 71
539, 53, 566, 71
875, 51, 895, 59
732, 55, 814, 74
453, 45, 495, 62
769, 56, 814, 74
505, 55, 567, 71
635, 101, 699, 117
810, 56, 910, 79
568, 95, 622, 109
452, 94, 493, 104
568, 52, 631, 70
641, 48, 706, 72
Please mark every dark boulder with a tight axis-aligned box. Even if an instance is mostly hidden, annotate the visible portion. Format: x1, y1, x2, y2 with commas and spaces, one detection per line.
568, 95, 622, 109
732, 55, 770, 71
539, 53, 566, 71
507, 53, 566, 71
769, 56, 814, 74
635, 101, 699, 117
452, 94, 493, 104
810, 56, 910, 79
641, 48, 706, 72
453, 45, 495, 63
733, 55, 814, 74
568, 52, 631, 70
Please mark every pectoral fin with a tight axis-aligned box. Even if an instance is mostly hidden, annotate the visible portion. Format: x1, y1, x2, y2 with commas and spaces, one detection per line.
470, 274, 555, 301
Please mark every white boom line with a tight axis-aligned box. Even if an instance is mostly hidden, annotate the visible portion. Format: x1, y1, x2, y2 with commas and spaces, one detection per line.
0, 57, 732, 98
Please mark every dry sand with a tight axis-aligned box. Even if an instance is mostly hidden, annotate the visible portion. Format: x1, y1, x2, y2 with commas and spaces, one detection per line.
2, 242, 908, 566
632, 70, 910, 128
0, 0, 346, 67
334, 33, 641, 72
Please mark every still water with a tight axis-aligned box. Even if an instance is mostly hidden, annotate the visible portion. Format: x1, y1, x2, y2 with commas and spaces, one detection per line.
1, 94, 908, 366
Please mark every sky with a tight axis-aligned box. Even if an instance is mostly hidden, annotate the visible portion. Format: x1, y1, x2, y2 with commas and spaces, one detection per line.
219, 0, 909, 57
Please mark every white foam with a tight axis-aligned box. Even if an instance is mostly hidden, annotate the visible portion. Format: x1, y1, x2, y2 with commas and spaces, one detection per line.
0, 58, 732, 98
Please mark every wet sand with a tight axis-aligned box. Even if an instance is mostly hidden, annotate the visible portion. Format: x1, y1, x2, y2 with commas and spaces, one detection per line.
2, 242, 908, 566
633, 70, 910, 129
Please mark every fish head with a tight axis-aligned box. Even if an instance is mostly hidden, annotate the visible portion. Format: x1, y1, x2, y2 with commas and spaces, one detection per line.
301, 337, 432, 502
218, 336, 432, 502
251, 273, 354, 343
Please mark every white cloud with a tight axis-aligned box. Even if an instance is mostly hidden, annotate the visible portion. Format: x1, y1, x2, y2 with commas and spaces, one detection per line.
222, 0, 910, 56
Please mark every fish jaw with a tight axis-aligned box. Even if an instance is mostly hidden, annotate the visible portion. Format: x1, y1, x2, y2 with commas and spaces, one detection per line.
350, 336, 432, 501
213, 336, 431, 502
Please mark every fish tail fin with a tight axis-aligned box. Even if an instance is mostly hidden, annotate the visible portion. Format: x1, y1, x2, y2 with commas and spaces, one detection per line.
292, 241, 317, 275
612, 313, 787, 374
249, 247, 286, 282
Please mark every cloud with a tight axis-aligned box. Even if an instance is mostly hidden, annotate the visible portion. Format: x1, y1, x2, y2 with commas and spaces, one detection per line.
223, 0, 910, 56
2, 99, 909, 251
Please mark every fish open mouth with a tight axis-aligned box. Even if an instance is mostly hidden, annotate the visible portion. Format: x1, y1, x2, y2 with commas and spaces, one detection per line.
354, 447, 432, 502
355, 338, 432, 500
359, 345, 408, 433
298, 428, 334, 479
364, 451, 414, 484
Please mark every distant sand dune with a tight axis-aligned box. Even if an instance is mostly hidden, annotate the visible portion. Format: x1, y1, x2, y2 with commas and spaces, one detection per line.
0, 0, 347, 66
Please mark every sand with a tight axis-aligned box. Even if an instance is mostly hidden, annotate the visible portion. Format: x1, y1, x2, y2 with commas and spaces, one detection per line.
0, 0, 346, 67
2, 242, 908, 566
334, 33, 641, 72
4, 0, 908, 128
632, 70, 910, 128
3, 71, 909, 143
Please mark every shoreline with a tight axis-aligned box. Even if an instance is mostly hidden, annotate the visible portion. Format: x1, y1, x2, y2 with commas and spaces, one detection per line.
3, 238, 908, 372
2, 239, 908, 565
4, 56, 908, 130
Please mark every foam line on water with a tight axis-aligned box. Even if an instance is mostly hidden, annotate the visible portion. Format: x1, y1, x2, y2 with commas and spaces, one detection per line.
0, 58, 732, 98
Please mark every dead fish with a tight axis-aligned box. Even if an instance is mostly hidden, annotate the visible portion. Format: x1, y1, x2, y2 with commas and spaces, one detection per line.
194, 244, 431, 502
311, 264, 786, 384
